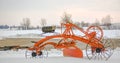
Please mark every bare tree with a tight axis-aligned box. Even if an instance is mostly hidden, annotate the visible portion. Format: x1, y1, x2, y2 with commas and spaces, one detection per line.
101, 15, 112, 29
94, 18, 100, 26
101, 17, 105, 25
40, 18, 47, 27
21, 18, 31, 30
60, 12, 73, 23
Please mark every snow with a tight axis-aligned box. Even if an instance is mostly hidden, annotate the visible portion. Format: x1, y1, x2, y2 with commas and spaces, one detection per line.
0, 29, 120, 39
0, 48, 120, 63
0, 30, 42, 38
0, 29, 120, 63
103, 30, 120, 38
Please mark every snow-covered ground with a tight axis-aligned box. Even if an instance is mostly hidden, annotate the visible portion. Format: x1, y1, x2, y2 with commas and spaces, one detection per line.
0, 29, 120, 63
0, 30, 42, 38
0, 48, 120, 63
0, 29, 120, 39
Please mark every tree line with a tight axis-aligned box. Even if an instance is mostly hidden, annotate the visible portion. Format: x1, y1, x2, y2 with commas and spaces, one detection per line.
0, 13, 120, 30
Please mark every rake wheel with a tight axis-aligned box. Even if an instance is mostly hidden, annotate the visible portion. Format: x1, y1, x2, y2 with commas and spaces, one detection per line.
86, 39, 114, 60
25, 47, 48, 59
86, 26, 103, 40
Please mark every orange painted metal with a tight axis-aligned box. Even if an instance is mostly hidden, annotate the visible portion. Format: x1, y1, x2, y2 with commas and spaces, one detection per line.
28, 22, 103, 58
63, 47, 83, 58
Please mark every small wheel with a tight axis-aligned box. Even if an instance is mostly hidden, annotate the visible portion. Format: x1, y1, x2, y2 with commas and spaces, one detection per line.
32, 52, 37, 57
25, 49, 48, 58
86, 26, 103, 40
86, 39, 114, 60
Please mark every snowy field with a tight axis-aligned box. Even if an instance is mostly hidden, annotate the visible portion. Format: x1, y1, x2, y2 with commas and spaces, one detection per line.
0, 29, 120, 39
0, 48, 120, 63
0, 29, 120, 63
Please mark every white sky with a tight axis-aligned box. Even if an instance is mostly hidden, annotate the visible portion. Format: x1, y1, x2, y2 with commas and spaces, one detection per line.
0, 0, 120, 26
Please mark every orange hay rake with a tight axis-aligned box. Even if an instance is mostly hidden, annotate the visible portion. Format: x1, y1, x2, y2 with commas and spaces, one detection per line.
25, 22, 114, 60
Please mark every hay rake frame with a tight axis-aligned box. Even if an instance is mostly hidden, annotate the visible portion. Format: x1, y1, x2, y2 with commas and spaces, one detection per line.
26, 22, 114, 60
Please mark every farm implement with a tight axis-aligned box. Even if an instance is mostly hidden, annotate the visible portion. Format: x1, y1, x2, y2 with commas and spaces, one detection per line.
25, 21, 114, 60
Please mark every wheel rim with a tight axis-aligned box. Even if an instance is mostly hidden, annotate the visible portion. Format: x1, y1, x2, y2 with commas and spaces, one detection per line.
86, 39, 114, 60
25, 47, 48, 58
86, 26, 103, 40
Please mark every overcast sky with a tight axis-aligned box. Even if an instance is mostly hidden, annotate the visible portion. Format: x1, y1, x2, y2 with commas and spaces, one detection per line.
0, 0, 120, 26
